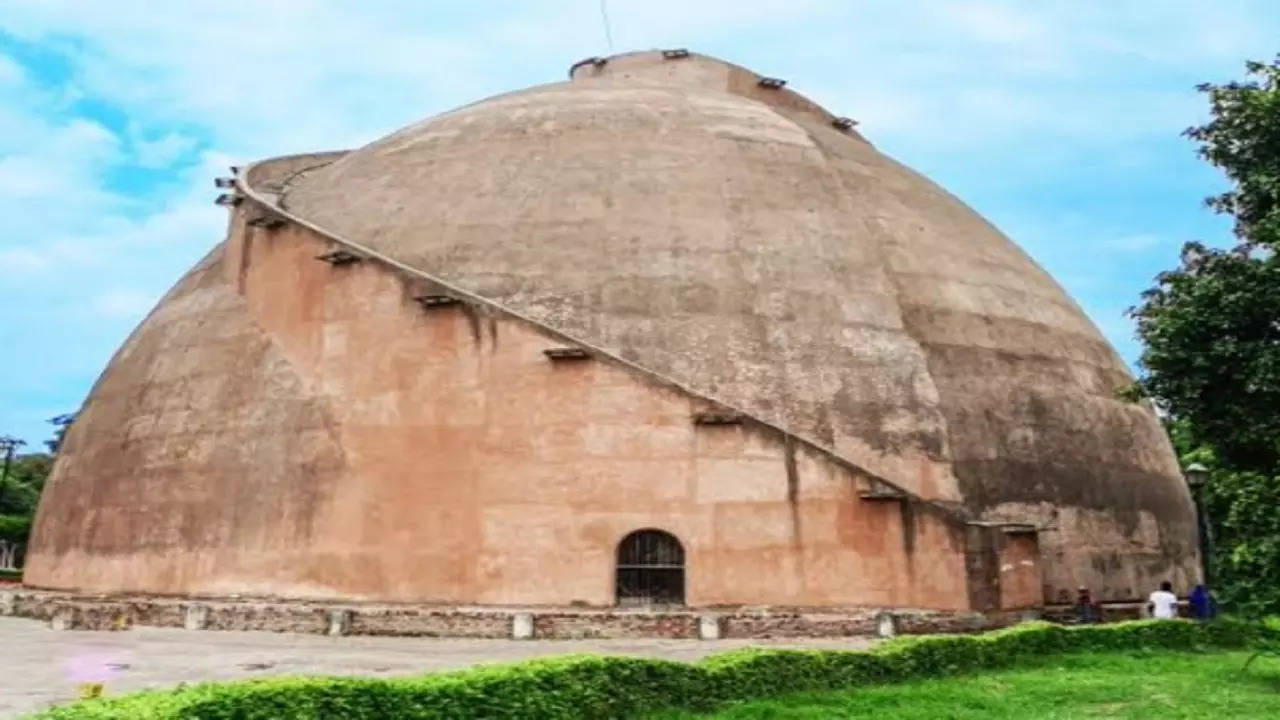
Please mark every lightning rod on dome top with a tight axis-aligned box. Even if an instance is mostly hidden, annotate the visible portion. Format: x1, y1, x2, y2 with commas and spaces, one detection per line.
599, 0, 614, 52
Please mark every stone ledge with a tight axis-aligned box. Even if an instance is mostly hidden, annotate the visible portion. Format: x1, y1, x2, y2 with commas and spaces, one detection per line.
1041, 600, 1192, 623
0, 590, 1034, 639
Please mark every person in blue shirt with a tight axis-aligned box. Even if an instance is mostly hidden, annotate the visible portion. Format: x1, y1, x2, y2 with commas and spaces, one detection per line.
1188, 584, 1216, 620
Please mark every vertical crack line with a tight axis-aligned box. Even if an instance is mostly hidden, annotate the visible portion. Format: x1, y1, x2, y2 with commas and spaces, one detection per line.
785, 434, 801, 545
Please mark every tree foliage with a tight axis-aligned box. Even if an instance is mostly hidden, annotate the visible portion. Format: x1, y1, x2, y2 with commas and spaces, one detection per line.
0, 453, 49, 568
1203, 469, 1280, 615
1132, 245, 1280, 471
0, 422, 62, 566
0, 453, 50, 515
1130, 56, 1280, 615
1186, 57, 1280, 244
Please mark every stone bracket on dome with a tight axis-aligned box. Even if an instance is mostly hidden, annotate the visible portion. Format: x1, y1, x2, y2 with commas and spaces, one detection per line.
758, 77, 787, 90
568, 56, 608, 78
543, 347, 591, 361
832, 117, 859, 132
661, 48, 690, 60
214, 166, 244, 200
246, 213, 286, 230
858, 478, 906, 501
315, 248, 363, 266
692, 411, 743, 426
1000, 524, 1038, 535
966, 520, 1040, 535
413, 294, 461, 309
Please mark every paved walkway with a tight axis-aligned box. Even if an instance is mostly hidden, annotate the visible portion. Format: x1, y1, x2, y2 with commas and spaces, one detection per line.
2, 616, 877, 717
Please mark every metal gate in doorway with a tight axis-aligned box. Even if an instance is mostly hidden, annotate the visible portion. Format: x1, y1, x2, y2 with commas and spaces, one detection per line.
615, 529, 685, 606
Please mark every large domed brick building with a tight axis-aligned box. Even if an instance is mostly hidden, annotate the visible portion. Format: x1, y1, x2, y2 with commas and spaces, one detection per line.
27, 51, 1199, 614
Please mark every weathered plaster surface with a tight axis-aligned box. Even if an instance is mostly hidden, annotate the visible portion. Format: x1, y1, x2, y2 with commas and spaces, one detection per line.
27, 50, 1198, 607
288, 57, 959, 503
27, 217, 968, 609
280, 51, 1197, 600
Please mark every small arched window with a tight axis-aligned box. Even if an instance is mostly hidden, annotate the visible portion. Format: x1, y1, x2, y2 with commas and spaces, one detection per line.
616, 529, 685, 606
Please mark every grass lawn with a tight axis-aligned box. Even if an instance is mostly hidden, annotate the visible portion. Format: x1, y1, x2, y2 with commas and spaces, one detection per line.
650, 651, 1280, 719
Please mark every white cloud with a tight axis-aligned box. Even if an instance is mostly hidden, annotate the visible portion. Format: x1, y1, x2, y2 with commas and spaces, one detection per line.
937, 1, 1047, 45
130, 129, 198, 169
0, 53, 23, 86
0, 117, 119, 199
0, 0, 1270, 161
0, 247, 49, 271
93, 288, 157, 318
0, 149, 230, 277
1109, 234, 1165, 253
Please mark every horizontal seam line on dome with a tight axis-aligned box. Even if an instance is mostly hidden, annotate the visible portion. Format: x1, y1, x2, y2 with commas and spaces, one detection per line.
907, 339, 1128, 375
953, 457, 1181, 480
886, 270, 1089, 311
895, 303, 1114, 334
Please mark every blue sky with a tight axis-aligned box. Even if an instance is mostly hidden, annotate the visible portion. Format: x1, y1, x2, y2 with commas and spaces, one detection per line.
1, 1, 1277, 448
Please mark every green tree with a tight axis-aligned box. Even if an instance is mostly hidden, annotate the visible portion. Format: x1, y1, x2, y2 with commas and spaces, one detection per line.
0, 453, 49, 569
1185, 58, 1280, 245
0, 453, 50, 515
1132, 245, 1280, 471
0, 419, 65, 570
1129, 56, 1280, 614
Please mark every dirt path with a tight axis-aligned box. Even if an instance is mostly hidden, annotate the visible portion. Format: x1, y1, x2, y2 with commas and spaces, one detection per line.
2, 616, 877, 717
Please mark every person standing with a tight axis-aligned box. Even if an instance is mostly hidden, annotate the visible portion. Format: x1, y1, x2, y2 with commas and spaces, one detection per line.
1147, 581, 1180, 619
1188, 584, 1216, 620
1074, 586, 1100, 624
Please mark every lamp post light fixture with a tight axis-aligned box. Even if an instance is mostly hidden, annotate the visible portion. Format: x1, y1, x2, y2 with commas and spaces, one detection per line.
1184, 462, 1212, 586
1185, 462, 1209, 489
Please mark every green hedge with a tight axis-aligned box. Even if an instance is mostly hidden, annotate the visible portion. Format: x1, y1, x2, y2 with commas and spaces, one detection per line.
28, 619, 1280, 720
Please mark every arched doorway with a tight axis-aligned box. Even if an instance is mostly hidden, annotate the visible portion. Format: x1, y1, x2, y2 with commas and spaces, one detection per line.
616, 529, 685, 606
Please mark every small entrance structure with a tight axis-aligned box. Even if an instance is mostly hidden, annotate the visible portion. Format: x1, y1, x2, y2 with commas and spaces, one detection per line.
616, 529, 685, 606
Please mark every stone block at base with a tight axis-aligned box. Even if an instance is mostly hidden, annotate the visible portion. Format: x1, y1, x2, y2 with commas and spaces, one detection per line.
512, 612, 534, 640
49, 606, 74, 631
49, 604, 134, 631
327, 609, 352, 636
876, 612, 897, 638
183, 604, 209, 631
698, 614, 722, 640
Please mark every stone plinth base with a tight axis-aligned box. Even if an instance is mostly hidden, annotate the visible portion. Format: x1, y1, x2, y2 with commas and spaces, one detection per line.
0, 589, 1034, 639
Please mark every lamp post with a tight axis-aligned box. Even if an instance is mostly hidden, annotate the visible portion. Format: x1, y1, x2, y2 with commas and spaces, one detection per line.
1184, 462, 1211, 586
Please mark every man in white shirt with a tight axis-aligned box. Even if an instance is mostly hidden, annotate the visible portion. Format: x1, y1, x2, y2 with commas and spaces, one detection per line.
1148, 581, 1180, 619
